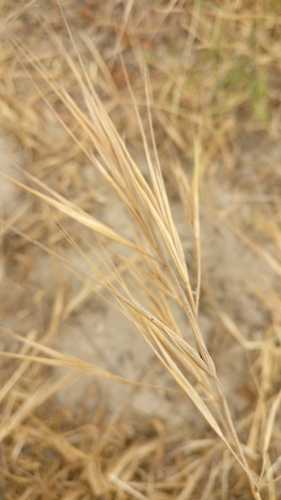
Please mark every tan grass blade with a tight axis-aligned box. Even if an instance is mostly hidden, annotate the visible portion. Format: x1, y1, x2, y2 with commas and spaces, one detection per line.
260, 390, 281, 480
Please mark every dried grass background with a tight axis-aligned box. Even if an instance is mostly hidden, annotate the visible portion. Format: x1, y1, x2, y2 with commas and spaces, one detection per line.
0, 1, 281, 499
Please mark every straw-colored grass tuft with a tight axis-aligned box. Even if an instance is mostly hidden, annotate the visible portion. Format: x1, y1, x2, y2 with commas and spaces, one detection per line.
1, 1, 281, 499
